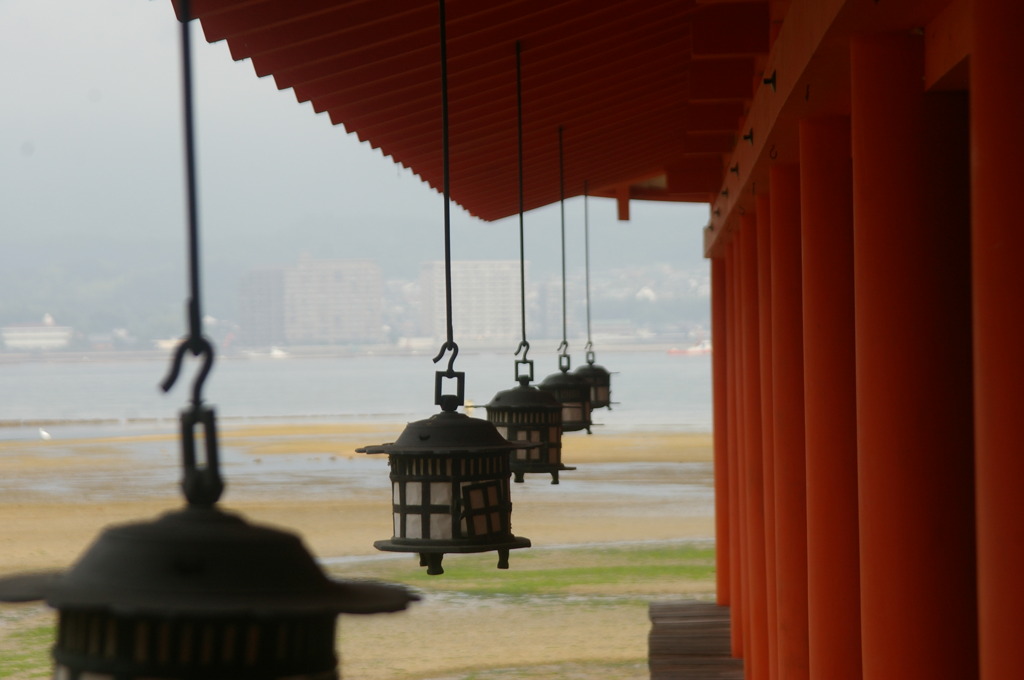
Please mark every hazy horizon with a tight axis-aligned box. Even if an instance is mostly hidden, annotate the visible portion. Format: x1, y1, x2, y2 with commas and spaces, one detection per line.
1, 0, 711, 345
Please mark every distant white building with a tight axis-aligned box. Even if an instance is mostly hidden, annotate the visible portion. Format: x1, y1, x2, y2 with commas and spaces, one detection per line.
420, 261, 522, 344
2, 314, 73, 351
238, 268, 287, 347
284, 258, 384, 345
238, 258, 385, 347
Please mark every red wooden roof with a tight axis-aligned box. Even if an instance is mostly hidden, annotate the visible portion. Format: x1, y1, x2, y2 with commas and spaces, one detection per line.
173, 0, 772, 222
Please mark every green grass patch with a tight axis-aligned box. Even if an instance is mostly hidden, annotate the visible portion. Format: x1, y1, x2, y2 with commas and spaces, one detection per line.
0, 624, 53, 679
332, 542, 716, 598
424, 660, 648, 680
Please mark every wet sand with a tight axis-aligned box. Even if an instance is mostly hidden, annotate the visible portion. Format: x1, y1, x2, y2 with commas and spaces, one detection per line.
0, 423, 716, 679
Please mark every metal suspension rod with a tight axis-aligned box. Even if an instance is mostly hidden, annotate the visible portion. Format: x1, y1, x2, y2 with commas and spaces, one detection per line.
180, 0, 202, 348
431, 0, 463, 410
516, 41, 527, 350
583, 180, 593, 349
164, 0, 223, 507
439, 0, 455, 355
161, 0, 216, 411
558, 126, 567, 349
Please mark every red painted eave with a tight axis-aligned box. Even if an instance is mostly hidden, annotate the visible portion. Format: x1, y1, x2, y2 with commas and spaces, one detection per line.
171, 0, 774, 221
703, 0, 970, 256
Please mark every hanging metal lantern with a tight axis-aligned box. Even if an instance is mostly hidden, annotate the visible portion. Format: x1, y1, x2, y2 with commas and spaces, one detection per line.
538, 127, 593, 433
0, 5, 417, 673
487, 357, 571, 484
359, 368, 531, 575
0, 501, 416, 679
574, 346, 612, 409
573, 184, 614, 411
0, 360, 417, 679
485, 43, 573, 485
540, 350, 594, 433
357, 0, 530, 576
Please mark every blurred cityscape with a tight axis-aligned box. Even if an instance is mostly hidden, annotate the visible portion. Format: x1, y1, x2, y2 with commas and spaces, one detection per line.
0, 256, 710, 355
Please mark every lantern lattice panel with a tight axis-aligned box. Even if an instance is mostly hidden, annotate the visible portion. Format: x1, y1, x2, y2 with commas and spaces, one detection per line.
462, 480, 506, 538
538, 374, 592, 433
575, 362, 612, 410
491, 410, 562, 466
389, 452, 513, 543
53, 610, 338, 679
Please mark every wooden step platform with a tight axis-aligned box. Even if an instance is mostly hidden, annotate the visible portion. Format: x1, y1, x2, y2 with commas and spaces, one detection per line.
648, 601, 744, 679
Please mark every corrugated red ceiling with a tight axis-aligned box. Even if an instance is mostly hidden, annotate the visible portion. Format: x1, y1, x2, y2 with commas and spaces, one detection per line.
174, 0, 770, 221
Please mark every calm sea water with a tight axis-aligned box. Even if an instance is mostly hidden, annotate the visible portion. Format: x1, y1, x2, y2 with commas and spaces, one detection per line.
0, 350, 711, 441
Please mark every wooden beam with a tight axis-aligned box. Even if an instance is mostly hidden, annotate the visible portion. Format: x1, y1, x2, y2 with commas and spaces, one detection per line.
705, 0, 848, 256
616, 186, 632, 221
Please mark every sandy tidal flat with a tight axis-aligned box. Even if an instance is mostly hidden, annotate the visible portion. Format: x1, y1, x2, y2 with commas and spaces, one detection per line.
0, 423, 716, 679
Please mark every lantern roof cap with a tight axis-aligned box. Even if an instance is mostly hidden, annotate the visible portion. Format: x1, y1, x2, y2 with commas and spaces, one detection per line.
486, 382, 562, 411
573, 362, 611, 379
358, 409, 528, 456
0, 506, 418, 616
539, 369, 590, 390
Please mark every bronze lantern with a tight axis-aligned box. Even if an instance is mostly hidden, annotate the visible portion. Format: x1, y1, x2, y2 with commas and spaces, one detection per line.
359, 370, 531, 575
0, 505, 416, 679
574, 347, 612, 410
0, 400, 418, 679
0, 6, 418, 671
573, 183, 614, 412
485, 44, 574, 484
539, 350, 593, 433
487, 358, 571, 484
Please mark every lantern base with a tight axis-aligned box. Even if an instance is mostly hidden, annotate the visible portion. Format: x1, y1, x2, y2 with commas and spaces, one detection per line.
373, 537, 531, 575
512, 463, 577, 485
561, 421, 593, 434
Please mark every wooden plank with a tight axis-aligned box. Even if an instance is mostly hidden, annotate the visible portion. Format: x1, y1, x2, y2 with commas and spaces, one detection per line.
648, 601, 743, 680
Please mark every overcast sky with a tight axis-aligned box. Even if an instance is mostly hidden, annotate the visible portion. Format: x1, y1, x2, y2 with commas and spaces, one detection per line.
1, 1, 711, 325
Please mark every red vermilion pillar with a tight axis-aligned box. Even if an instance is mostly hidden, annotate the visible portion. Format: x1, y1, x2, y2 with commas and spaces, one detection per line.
799, 116, 861, 680
711, 255, 730, 605
736, 221, 752, 667
768, 164, 808, 680
740, 216, 769, 680
756, 195, 778, 680
726, 238, 747, 658
971, 2, 1024, 678
851, 35, 977, 680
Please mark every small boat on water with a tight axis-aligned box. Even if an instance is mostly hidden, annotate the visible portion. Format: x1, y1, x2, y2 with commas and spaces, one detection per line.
668, 340, 712, 355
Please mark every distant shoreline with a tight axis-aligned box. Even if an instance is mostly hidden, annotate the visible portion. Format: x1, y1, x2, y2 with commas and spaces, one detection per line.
0, 342, 699, 365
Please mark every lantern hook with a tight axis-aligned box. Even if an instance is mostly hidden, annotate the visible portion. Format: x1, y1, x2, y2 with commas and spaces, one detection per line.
160, 326, 214, 407
432, 340, 460, 376
557, 340, 571, 372
433, 341, 464, 411
514, 340, 534, 385
515, 339, 530, 361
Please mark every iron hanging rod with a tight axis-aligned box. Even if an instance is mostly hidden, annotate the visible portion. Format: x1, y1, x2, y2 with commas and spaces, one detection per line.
583, 180, 593, 352
512, 40, 528, 364
516, 40, 528, 355
558, 125, 568, 353
181, 0, 202, 351
162, 0, 224, 507
432, 0, 458, 374
161, 0, 214, 408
